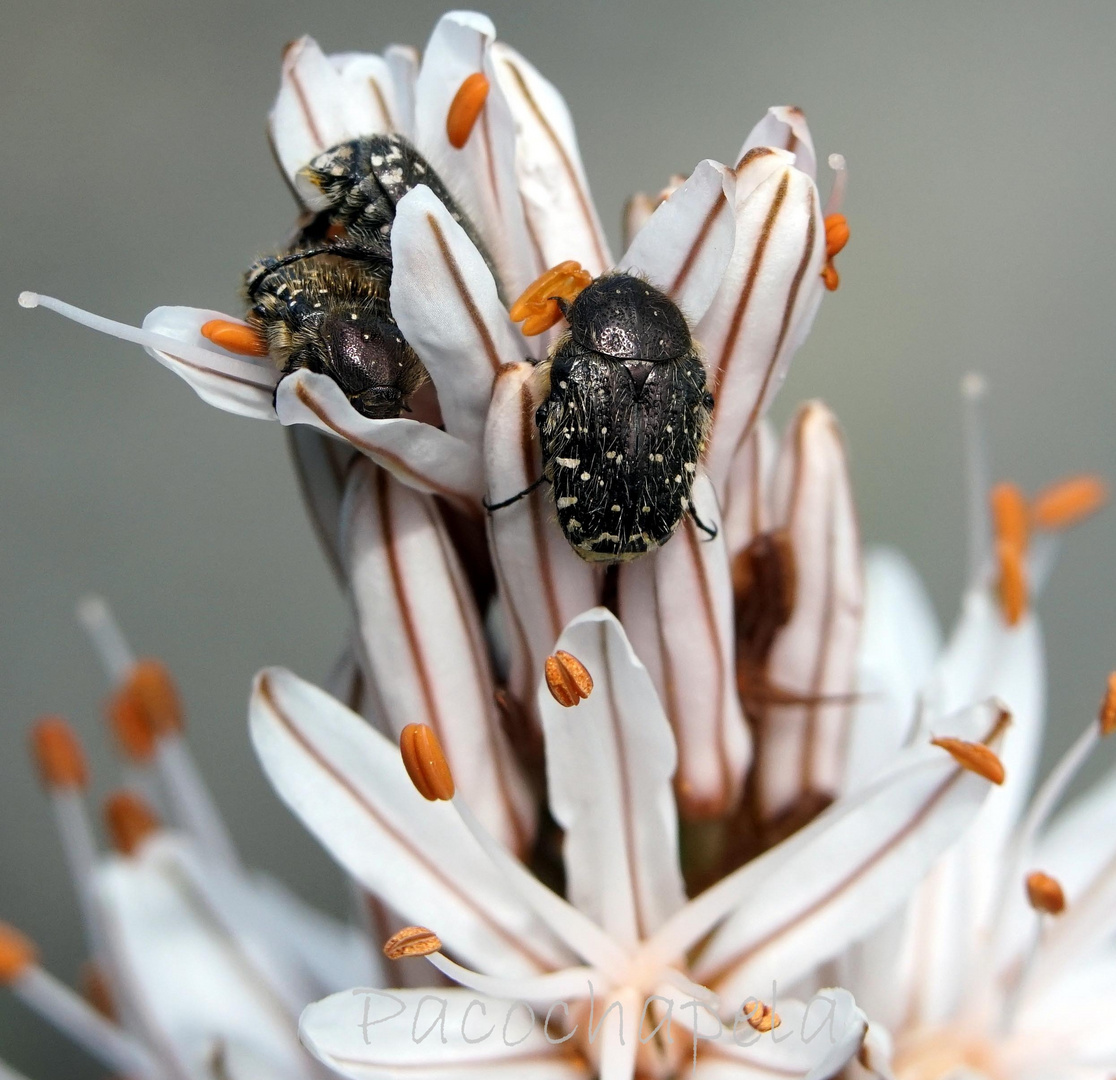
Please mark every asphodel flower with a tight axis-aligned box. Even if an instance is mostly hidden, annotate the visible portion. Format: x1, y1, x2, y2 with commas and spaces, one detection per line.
12, 9, 1111, 1080
1, 600, 374, 1080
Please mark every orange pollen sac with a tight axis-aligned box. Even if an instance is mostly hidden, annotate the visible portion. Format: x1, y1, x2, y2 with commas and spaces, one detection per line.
400, 723, 456, 801
81, 961, 117, 1020
931, 736, 1006, 785
104, 791, 161, 856
1025, 871, 1066, 915
383, 925, 443, 960
446, 72, 490, 150
1098, 671, 1116, 736
0, 923, 38, 985
544, 650, 594, 708
990, 481, 1030, 556
30, 716, 89, 790
105, 687, 157, 762
1031, 474, 1109, 531
996, 540, 1028, 627
821, 213, 848, 291
509, 261, 594, 336
743, 1000, 782, 1032
200, 319, 269, 357
124, 659, 184, 737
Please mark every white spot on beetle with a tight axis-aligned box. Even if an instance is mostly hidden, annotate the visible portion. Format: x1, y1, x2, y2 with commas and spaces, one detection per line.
556, 496, 578, 509
557, 457, 580, 469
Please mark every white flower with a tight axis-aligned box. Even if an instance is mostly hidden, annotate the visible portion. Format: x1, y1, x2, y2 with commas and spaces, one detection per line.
0, 600, 373, 1080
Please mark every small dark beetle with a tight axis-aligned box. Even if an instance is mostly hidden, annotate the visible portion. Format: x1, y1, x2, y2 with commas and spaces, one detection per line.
492, 272, 716, 562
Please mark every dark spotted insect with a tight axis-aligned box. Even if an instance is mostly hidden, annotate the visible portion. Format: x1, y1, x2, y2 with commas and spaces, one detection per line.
488, 273, 716, 562
242, 134, 492, 420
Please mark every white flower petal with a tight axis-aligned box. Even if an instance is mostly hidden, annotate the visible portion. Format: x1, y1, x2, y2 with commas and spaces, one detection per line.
538, 609, 686, 948
697, 153, 826, 501
287, 426, 358, 582
483, 361, 601, 725
275, 370, 484, 509
300, 988, 589, 1080
645, 728, 999, 998
618, 476, 752, 819
752, 403, 863, 823
689, 991, 867, 1080
342, 459, 535, 852
386, 45, 420, 137
844, 547, 941, 793
737, 106, 818, 180
269, 37, 391, 189
390, 185, 526, 451
617, 159, 735, 326
491, 42, 612, 278
249, 667, 571, 978
96, 834, 308, 1078
329, 51, 404, 136
413, 13, 536, 299
720, 419, 777, 566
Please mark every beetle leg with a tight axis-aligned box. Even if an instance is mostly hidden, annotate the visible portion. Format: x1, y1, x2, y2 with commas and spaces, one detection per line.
690, 505, 719, 542
483, 474, 550, 513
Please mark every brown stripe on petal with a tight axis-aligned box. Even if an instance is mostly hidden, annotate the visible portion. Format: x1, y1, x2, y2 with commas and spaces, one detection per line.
368, 76, 396, 132
162, 349, 276, 392
257, 674, 555, 970
705, 767, 968, 987
670, 190, 731, 301
500, 57, 609, 272
376, 471, 443, 738
426, 212, 503, 375
730, 183, 819, 450
288, 64, 325, 151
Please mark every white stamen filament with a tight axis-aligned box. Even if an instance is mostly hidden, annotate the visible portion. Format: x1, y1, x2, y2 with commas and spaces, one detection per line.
49, 791, 108, 965
998, 915, 1042, 1034
450, 796, 629, 980
18, 292, 274, 383
824, 153, 848, 217
1028, 532, 1062, 597
962, 372, 992, 588
156, 737, 241, 871
0, 1060, 33, 1080
12, 966, 166, 1080
425, 951, 599, 1004
77, 596, 136, 685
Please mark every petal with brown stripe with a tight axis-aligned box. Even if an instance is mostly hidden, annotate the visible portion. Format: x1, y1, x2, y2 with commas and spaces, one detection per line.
751, 403, 863, 825
390, 186, 525, 452
491, 41, 612, 278
537, 609, 687, 949
413, 13, 536, 300
341, 459, 535, 854
483, 362, 601, 726
617, 159, 736, 326
249, 667, 572, 979
618, 475, 751, 820
275, 370, 484, 510
698, 155, 826, 501
737, 105, 818, 180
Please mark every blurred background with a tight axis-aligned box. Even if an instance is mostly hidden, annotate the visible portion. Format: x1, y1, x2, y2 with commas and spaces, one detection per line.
3, 0, 1115, 1074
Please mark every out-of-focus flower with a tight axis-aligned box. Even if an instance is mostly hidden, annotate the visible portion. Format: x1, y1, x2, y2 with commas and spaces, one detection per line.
1, 599, 375, 1080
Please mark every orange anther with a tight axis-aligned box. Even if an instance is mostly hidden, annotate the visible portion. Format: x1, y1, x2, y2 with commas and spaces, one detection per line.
510, 261, 593, 337
0, 924, 38, 985
991, 482, 1029, 556
200, 319, 269, 357
821, 263, 840, 291
81, 961, 116, 1020
996, 539, 1028, 627
30, 716, 88, 790
931, 736, 1006, 784
383, 925, 442, 960
446, 72, 490, 150
824, 213, 849, 259
105, 687, 156, 763
1031, 474, 1109, 531
743, 999, 782, 1032
544, 651, 594, 708
104, 791, 160, 856
1025, 871, 1066, 915
400, 724, 455, 801
123, 660, 183, 737
1099, 672, 1116, 736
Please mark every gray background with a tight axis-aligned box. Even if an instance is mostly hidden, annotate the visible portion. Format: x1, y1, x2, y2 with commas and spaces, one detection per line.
3, 1, 1115, 1075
